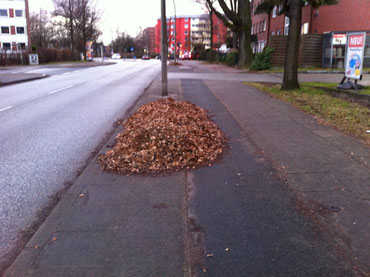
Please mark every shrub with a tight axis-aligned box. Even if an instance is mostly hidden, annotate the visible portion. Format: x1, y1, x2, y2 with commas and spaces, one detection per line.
224, 51, 239, 66
0, 51, 28, 66
36, 47, 78, 64
251, 46, 274, 71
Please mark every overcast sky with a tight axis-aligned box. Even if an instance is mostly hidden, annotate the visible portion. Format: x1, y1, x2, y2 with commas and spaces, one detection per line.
29, 0, 205, 44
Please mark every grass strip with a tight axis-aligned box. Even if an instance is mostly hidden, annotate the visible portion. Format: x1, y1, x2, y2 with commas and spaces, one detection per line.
303, 82, 370, 95
255, 67, 370, 73
246, 82, 370, 146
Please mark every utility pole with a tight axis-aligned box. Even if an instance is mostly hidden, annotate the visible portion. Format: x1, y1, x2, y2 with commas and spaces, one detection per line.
161, 0, 168, 96
173, 0, 177, 63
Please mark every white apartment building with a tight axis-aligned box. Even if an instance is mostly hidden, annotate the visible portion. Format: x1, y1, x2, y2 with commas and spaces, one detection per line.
191, 15, 211, 50
0, 0, 30, 51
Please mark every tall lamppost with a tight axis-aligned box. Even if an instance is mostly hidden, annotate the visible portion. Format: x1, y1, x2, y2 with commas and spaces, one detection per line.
161, 0, 168, 96
172, 0, 177, 63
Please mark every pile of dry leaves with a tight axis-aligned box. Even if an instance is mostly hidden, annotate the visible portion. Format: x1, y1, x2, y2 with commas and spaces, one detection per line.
98, 98, 226, 174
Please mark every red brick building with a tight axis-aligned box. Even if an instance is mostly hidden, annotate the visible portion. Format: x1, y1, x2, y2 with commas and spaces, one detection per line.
154, 14, 227, 57
142, 27, 155, 55
251, 0, 370, 53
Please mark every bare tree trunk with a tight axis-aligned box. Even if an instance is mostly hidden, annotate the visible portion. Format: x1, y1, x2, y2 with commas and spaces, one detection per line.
238, 27, 245, 67
238, 0, 252, 67
282, 0, 301, 90
237, 0, 245, 66
68, 0, 75, 52
243, 0, 253, 66
232, 32, 237, 48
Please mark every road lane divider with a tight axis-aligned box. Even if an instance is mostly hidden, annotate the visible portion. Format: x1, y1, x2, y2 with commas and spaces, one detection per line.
0, 106, 13, 112
48, 86, 74, 95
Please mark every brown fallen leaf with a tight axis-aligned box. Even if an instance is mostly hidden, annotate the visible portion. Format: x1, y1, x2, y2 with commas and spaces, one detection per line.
98, 98, 226, 174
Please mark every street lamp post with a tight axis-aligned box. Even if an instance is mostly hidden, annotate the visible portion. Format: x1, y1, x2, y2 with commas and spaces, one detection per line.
161, 0, 168, 96
172, 0, 177, 63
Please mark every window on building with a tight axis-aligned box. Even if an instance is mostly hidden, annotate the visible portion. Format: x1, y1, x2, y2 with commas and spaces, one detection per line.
185, 30, 188, 35
272, 6, 277, 18
1, 26, 9, 33
171, 31, 174, 35
271, 31, 276, 35
18, 43, 26, 50
284, 16, 289, 35
251, 24, 254, 34
16, 27, 25, 34
301, 23, 309, 34
278, 4, 283, 14
259, 21, 263, 32
185, 24, 189, 28
0, 9, 8, 16
2, 43, 11, 50
263, 20, 266, 32
185, 18, 188, 22
171, 37, 174, 41
277, 29, 281, 35
15, 10, 23, 17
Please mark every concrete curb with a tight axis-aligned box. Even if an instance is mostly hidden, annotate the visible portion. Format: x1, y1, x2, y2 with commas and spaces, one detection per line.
307, 85, 370, 107
0, 74, 48, 87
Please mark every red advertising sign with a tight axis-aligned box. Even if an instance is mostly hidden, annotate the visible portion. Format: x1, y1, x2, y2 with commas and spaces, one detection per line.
345, 32, 366, 80
348, 34, 364, 48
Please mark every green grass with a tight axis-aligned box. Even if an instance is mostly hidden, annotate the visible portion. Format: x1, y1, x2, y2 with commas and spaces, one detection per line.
257, 67, 370, 73
246, 82, 370, 146
303, 82, 370, 95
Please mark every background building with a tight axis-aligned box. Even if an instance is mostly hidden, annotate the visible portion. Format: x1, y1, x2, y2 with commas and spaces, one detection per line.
0, 0, 30, 51
142, 27, 155, 55
251, 0, 370, 53
154, 14, 227, 57
251, 0, 370, 68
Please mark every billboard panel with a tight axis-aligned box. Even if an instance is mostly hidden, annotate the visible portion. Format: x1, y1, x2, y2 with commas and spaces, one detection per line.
345, 32, 366, 79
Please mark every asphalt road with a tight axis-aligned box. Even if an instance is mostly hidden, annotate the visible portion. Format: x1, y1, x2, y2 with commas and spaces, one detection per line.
0, 59, 160, 267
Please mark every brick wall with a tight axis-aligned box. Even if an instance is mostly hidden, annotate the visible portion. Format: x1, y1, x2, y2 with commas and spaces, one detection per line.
312, 0, 370, 33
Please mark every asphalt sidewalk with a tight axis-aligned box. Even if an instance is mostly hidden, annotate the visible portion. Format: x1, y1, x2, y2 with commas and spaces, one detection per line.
3, 65, 370, 276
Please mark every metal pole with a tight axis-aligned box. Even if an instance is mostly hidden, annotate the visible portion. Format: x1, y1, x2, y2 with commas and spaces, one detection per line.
173, 0, 177, 63
161, 0, 168, 96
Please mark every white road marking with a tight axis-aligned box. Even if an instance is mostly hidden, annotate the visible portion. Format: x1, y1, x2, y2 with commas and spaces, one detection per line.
0, 106, 13, 112
48, 86, 74, 95
62, 72, 72, 75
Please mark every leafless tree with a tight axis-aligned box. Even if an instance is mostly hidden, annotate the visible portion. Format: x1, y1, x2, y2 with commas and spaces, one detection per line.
206, 0, 253, 66
53, 0, 77, 50
74, 0, 101, 53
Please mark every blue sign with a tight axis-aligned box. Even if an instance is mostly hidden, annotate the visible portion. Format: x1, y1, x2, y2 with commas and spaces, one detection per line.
130, 47, 134, 52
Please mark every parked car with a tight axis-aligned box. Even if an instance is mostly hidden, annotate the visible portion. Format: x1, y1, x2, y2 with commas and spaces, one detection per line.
111, 53, 121, 59
142, 55, 150, 60
181, 52, 192, 60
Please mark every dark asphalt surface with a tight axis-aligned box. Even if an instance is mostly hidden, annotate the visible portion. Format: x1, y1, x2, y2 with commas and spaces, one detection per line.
0, 60, 160, 267
181, 79, 357, 276
2, 61, 367, 276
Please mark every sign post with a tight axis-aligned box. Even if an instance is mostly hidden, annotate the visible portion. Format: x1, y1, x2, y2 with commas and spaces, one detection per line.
338, 32, 367, 91
29, 54, 39, 65
86, 41, 93, 61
